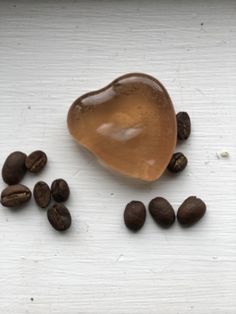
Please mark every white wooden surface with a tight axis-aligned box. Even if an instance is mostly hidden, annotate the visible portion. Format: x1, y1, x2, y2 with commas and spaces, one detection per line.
0, 1, 236, 313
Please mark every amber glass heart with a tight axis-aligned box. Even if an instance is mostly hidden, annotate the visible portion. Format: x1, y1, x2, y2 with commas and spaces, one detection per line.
67, 73, 176, 181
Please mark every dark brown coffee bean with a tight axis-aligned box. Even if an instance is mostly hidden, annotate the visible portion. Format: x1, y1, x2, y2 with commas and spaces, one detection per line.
168, 152, 187, 173
51, 179, 70, 202
124, 201, 146, 231
47, 203, 71, 231
2, 151, 27, 185
177, 112, 191, 140
33, 181, 51, 208
177, 196, 206, 226
149, 197, 175, 228
1, 184, 31, 207
25, 150, 47, 173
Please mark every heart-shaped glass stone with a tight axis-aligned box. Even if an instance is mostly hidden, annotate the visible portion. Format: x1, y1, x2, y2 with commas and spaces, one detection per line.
67, 73, 176, 181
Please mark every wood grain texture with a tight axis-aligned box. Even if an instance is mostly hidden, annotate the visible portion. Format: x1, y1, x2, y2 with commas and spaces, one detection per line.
0, 0, 236, 313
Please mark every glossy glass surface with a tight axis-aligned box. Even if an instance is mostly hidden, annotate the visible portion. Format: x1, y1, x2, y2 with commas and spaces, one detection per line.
67, 73, 176, 181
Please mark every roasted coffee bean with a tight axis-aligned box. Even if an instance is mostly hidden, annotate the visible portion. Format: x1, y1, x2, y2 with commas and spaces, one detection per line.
33, 181, 51, 208
47, 203, 71, 231
168, 152, 188, 173
177, 196, 206, 226
177, 112, 191, 140
149, 197, 175, 228
25, 150, 47, 173
51, 179, 70, 202
1, 184, 31, 207
2, 151, 27, 185
124, 201, 146, 231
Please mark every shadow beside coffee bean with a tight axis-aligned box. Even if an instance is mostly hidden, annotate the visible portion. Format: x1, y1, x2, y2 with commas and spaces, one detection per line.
1, 150, 71, 232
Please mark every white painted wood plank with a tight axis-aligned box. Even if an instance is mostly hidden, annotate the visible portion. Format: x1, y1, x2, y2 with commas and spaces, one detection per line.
0, 0, 236, 313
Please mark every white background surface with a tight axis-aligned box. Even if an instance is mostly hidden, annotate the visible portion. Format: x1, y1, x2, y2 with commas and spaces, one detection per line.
0, 1, 236, 313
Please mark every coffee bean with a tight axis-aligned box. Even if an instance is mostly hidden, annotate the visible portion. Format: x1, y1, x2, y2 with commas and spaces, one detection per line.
177, 112, 191, 140
168, 152, 187, 173
25, 150, 47, 173
33, 181, 51, 208
124, 201, 146, 231
47, 203, 71, 231
149, 197, 175, 228
51, 179, 70, 202
177, 196, 206, 226
2, 151, 27, 185
1, 184, 31, 207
